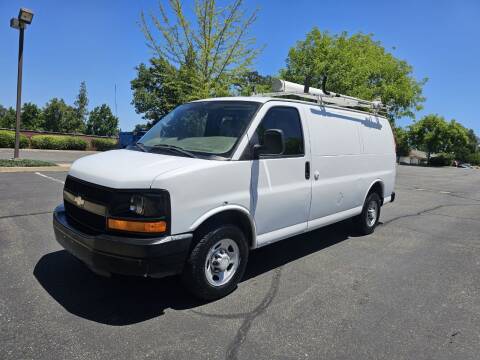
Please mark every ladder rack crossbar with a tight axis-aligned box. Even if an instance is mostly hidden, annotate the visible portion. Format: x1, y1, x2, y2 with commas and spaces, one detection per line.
256, 79, 388, 114
257, 91, 387, 112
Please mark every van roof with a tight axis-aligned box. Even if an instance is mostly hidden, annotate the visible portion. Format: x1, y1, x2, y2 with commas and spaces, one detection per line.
191, 96, 388, 119
191, 96, 271, 104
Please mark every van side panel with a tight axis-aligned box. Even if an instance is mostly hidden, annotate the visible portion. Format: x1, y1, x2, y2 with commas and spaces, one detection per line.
306, 105, 396, 227
306, 106, 365, 223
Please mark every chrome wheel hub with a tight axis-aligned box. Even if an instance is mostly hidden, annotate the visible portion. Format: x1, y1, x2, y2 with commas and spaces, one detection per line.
205, 238, 240, 287
367, 200, 378, 227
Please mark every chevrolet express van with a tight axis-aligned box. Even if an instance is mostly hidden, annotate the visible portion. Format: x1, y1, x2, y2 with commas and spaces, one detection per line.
53, 82, 396, 300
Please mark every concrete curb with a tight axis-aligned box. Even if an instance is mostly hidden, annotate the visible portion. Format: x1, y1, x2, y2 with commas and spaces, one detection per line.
0, 164, 70, 173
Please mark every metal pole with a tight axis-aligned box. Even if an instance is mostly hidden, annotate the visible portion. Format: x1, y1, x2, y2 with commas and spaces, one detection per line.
13, 25, 24, 159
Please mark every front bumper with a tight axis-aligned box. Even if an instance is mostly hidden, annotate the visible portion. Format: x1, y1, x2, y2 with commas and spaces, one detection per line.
53, 205, 192, 278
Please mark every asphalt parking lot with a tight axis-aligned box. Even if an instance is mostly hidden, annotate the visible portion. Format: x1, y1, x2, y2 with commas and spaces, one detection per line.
1, 165, 479, 360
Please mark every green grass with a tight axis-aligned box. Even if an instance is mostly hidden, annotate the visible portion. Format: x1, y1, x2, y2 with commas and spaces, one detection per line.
0, 159, 57, 167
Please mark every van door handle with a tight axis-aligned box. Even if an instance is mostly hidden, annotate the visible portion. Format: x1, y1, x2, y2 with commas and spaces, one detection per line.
305, 161, 310, 179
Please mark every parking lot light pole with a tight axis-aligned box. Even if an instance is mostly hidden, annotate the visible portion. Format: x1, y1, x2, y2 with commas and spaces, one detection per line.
10, 8, 34, 159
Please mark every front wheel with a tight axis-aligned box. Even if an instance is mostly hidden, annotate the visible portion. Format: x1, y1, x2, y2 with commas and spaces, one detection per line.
354, 192, 381, 235
181, 224, 249, 300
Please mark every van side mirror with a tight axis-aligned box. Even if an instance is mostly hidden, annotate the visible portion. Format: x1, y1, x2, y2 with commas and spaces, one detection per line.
253, 129, 285, 158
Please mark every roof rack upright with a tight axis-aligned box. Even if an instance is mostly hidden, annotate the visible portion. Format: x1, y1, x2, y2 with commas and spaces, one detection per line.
255, 79, 387, 114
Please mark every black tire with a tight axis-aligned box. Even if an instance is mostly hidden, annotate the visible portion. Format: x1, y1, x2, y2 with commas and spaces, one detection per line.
354, 192, 381, 235
181, 224, 249, 300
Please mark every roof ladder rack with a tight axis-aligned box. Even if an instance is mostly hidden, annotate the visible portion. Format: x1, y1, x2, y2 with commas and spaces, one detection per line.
256, 79, 387, 114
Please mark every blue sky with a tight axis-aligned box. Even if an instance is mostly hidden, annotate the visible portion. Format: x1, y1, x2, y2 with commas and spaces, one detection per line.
1, 0, 479, 134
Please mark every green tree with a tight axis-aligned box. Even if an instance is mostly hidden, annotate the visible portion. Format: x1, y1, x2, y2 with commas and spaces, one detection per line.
446, 120, 470, 161
280, 28, 426, 122
0, 105, 7, 121
131, 57, 181, 128
74, 81, 89, 126
21, 102, 42, 130
139, 0, 260, 100
466, 129, 479, 153
0, 107, 16, 129
394, 126, 411, 158
233, 71, 273, 96
42, 98, 83, 133
408, 114, 450, 164
86, 104, 119, 136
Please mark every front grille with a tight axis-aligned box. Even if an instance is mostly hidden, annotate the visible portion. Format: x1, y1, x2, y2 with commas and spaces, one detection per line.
64, 176, 110, 233
64, 176, 110, 204
63, 175, 171, 237
64, 201, 106, 233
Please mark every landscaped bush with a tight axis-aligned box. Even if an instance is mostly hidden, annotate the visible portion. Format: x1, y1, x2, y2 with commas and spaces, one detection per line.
91, 138, 118, 151
0, 130, 29, 148
429, 153, 454, 166
30, 135, 87, 150
65, 137, 88, 150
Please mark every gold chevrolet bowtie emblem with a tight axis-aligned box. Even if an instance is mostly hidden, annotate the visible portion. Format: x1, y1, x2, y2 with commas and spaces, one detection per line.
74, 195, 85, 207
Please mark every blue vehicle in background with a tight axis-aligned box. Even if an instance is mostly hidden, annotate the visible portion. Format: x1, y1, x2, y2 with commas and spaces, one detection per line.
118, 130, 146, 148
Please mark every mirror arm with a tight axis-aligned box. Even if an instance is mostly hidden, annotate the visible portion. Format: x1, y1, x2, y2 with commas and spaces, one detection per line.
252, 144, 264, 159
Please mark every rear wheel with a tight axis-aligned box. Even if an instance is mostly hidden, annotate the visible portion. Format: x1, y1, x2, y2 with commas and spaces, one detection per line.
182, 224, 248, 300
354, 192, 381, 235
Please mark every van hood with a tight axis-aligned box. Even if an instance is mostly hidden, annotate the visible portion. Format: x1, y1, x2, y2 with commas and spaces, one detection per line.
68, 149, 205, 189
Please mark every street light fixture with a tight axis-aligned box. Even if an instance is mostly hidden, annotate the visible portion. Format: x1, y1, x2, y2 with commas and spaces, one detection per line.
18, 8, 34, 24
10, 8, 34, 159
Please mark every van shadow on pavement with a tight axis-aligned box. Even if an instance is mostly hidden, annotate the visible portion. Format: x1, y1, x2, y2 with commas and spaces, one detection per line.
34, 220, 355, 326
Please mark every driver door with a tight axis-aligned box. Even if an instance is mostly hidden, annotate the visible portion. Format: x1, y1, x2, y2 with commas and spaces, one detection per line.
244, 104, 311, 246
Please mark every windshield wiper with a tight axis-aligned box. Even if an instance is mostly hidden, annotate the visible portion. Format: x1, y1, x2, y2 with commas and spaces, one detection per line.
135, 142, 148, 152
151, 144, 198, 158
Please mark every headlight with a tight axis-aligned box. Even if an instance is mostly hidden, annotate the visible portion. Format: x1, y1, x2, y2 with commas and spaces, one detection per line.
108, 190, 170, 235
129, 195, 145, 215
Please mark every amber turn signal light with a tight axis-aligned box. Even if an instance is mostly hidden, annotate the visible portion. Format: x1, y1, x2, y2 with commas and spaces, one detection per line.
107, 218, 167, 233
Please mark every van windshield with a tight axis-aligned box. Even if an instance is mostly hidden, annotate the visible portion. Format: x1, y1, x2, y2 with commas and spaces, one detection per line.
138, 101, 260, 159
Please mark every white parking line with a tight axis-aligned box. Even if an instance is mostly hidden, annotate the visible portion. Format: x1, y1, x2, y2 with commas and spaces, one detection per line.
35, 172, 65, 185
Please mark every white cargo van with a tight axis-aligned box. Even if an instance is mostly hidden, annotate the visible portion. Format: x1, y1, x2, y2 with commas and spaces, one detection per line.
53, 80, 396, 299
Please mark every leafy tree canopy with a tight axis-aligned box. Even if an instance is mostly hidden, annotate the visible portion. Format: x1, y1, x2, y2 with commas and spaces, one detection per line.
408, 114, 450, 162
0, 106, 16, 129
140, 0, 260, 99
233, 71, 273, 96
394, 126, 411, 157
408, 114, 477, 163
42, 98, 84, 133
131, 58, 181, 127
74, 81, 89, 125
21, 103, 42, 130
86, 104, 119, 136
446, 120, 472, 161
280, 28, 427, 122
132, 0, 263, 129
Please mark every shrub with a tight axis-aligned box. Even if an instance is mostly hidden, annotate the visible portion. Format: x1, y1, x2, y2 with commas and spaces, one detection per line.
0, 159, 56, 167
0, 130, 29, 148
30, 135, 87, 150
91, 138, 118, 151
65, 137, 88, 150
429, 153, 454, 166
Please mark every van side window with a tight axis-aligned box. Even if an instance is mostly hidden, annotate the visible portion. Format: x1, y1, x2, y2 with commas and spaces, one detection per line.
253, 107, 304, 156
